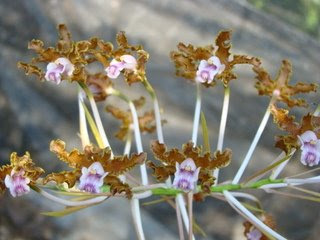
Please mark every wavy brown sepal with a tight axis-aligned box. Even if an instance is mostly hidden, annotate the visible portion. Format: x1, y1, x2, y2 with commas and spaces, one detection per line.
146, 161, 176, 182
50, 139, 145, 175
243, 214, 277, 240
150, 141, 232, 196
104, 175, 132, 199
104, 153, 146, 175
10, 152, 44, 182
170, 30, 260, 87
270, 105, 320, 153
43, 170, 81, 188
0, 164, 13, 193
254, 59, 317, 108
106, 101, 165, 141
86, 72, 113, 102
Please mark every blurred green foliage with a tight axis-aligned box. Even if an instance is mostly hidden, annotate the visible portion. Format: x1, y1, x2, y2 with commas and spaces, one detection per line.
248, 0, 320, 41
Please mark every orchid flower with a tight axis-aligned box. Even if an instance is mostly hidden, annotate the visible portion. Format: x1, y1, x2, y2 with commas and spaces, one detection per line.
173, 158, 200, 192
195, 56, 225, 84
78, 162, 108, 193
105, 55, 137, 79
45, 57, 74, 84
298, 130, 320, 167
5, 169, 31, 197
246, 228, 262, 240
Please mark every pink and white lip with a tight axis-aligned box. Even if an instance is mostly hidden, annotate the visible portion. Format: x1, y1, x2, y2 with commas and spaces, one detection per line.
78, 162, 108, 194
298, 130, 320, 167
45, 57, 74, 84
5, 169, 31, 197
172, 158, 200, 192
105, 54, 138, 79
195, 56, 225, 84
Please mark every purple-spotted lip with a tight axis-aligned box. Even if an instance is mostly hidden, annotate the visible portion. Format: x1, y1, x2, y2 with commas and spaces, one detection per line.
176, 179, 192, 191
81, 183, 98, 193
179, 168, 195, 176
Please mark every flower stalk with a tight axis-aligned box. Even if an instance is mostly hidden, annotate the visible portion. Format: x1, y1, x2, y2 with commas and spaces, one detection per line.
214, 86, 230, 184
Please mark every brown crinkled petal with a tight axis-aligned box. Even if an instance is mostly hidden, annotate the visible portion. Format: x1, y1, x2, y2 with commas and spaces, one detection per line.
0, 164, 13, 194
17, 62, 45, 80
133, 96, 146, 109
254, 60, 317, 108
105, 175, 132, 198
147, 161, 175, 182
198, 170, 215, 193
10, 152, 44, 182
50, 139, 93, 169
270, 105, 317, 152
43, 170, 81, 188
150, 141, 185, 165
123, 70, 143, 85
182, 142, 202, 161
103, 153, 146, 175
195, 149, 232, 170
215, 30, 232, 65
87, 73, 113, 102
116, 31, 129, 49
105, 105, 131, 141
136, 50, 149, 72
56, 24, 72, 53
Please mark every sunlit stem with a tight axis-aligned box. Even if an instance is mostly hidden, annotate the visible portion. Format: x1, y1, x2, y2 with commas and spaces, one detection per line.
141, 76, 164, 143
232, 97, 276, 184
214, 86, 230, 184
110, 88, 148, 185
78, 91, 90, 148
131, 199, 145, 240
223, 191, 286, 240
192, 82, 202, 145
80, 83, 113, 157
187, 192, 193, 240
33, 186, 107, 207
120, 131, 133, 183
176, 194, 195, 240
176, 199, 185, 240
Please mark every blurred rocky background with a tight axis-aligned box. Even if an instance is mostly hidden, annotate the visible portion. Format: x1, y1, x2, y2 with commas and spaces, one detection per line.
0, 0, 320, 239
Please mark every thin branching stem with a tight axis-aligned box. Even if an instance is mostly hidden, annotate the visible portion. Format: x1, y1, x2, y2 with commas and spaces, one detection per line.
214, 86, 230, 184
78, 91, 90, 148
192, 82, 201, 145
176, 199, 185, 240
187, 192, 193, 240
232, 96, 276, 184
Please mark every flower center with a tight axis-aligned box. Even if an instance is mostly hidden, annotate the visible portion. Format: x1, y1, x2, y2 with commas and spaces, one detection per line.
200, 70, 209, 80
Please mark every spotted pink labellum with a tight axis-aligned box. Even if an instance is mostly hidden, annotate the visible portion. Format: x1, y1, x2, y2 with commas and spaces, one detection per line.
172, 158, 200, 192
5, 169, 31, 197
195, 56, 225, 84
298, 130, 320, 167
78, 162, 108, 193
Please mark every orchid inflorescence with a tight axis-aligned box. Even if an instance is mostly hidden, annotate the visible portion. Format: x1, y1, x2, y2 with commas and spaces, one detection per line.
1, 24, 319, 239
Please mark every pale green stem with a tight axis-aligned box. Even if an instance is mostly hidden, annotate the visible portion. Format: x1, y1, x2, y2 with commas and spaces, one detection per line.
232, 100, 273, 184
223, 190, 287, 240
214, 86, 230, 184
176, 195, 195, 240
80, 83, 113, 156
176, 199, 185, 240
120, 131, 133, 183
78, 91, 90, 148
270, 149, 296, 180
34, 187, 107, 206
130, 199, 145, 240
141, 77, 164, 143
192, 83, 201, 145
187, 192, 193, 240
110, 89, 148, 185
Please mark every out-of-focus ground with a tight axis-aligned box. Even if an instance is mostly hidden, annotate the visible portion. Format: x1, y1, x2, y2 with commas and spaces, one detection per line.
0, 0, 320, 239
